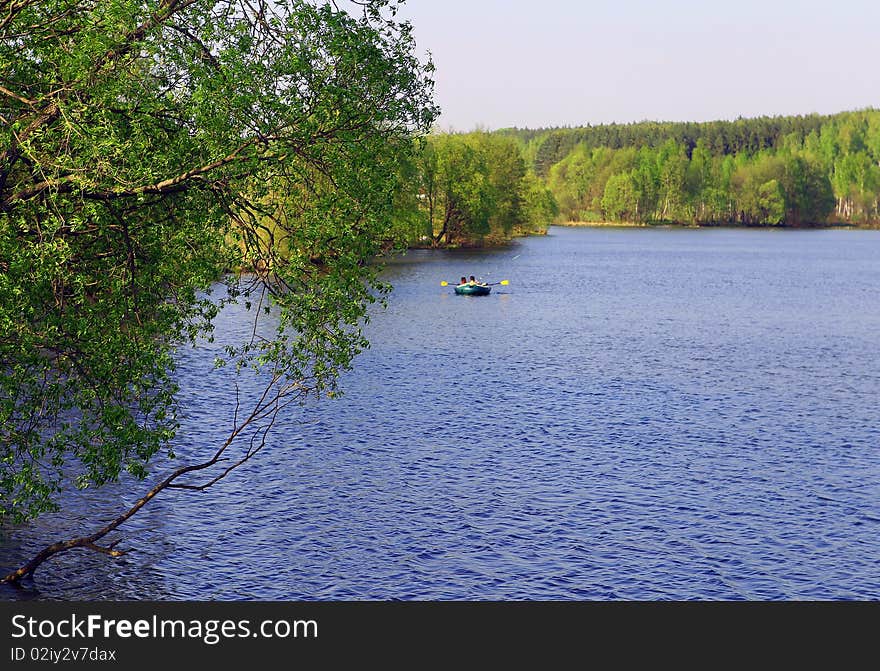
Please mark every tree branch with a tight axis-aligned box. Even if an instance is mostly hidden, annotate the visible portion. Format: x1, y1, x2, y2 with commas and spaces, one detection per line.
0, 83, 35, 106
1, 364, 303, 584
1, 140, 259, 210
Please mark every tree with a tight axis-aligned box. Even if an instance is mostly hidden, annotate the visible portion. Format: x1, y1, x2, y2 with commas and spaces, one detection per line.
601, 172, 640, 222
546, 143, 594, 221
654, 140, 688, 221
428, 134, 494, 245
686, 140, 714, 222
754, 179, 786, 225
520, 172, 558, 232
731, 156, 785, 225
866, 114, 880, 162
781, 155, 835, 225
478, 133, 526, 236
1, 0, 437, 582
631, 149, 660, 222
831, 152, 880, 222
388, 139, 435, 246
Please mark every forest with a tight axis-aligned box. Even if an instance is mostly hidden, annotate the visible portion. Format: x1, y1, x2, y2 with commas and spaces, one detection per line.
399, 109, 880, 246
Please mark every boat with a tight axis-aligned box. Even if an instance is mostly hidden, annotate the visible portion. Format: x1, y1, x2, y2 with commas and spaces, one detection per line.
454, 283, 491, 296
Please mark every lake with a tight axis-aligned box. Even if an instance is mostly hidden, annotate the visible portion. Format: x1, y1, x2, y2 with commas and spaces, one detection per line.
2, 225, 879, 600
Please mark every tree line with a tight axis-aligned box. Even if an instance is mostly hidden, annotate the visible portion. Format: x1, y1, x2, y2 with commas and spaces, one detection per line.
500, 114, 837, 177
397, 110, 880, 243
516, 109, 880, 226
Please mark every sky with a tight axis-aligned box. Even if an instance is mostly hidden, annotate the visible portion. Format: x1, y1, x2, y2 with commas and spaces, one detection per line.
394, 0, 880, 131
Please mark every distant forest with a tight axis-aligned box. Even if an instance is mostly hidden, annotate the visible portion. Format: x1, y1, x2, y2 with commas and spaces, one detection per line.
397, 109, 880, 247
499, 114, 832, 177
503, 109, 880, 228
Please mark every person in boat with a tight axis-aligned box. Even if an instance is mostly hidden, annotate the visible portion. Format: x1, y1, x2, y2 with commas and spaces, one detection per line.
459, 276, 467, 286
468, 275, 477, 285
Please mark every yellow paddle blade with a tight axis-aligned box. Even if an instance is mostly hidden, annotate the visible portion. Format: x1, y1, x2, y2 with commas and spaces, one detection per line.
440, 281, 449, 286
500, 280, 509, 285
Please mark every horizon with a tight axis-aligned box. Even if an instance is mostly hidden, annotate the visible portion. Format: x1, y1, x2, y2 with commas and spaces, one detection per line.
430, 106, 879, 134
396, 0, 880, 133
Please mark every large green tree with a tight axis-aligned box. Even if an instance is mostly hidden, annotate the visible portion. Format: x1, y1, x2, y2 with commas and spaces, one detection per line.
1, 0, 436, 581
405, 132, 545, 247
430, 133, 494, 245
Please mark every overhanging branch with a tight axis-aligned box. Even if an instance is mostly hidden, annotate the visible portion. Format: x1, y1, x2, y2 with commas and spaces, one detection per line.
1, 367, 305, 584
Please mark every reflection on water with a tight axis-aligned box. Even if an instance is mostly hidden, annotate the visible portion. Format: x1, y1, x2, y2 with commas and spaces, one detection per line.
3, 226, 880, 600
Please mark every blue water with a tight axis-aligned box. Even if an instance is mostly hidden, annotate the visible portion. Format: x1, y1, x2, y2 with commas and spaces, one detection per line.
2, 226, 880, 600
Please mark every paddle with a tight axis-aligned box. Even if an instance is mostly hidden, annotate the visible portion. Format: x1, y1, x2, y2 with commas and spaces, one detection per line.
440, 280, 509, 286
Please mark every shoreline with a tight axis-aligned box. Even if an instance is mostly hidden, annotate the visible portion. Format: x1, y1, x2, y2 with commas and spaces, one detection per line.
400, 219, 880, 254
554, 220, 877, 230
555, 220, 651, 228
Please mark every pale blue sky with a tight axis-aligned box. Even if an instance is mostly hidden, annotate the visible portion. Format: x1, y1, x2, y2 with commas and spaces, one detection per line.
395, 0, 880, 130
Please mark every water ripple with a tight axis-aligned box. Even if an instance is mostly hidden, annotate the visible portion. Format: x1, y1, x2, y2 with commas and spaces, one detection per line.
2, 227, 880, 600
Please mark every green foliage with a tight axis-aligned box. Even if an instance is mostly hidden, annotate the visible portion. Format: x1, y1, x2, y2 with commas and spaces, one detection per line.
547, 145, 639, 222
517, 114, 834, 178
434, 134, 495, 242
396, 131, 554, 246
520, 173, 558, 233
1, 0, 436, 522
535, 109, 878, 226
780, 155, 835, 225
601, 172, 640, 222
